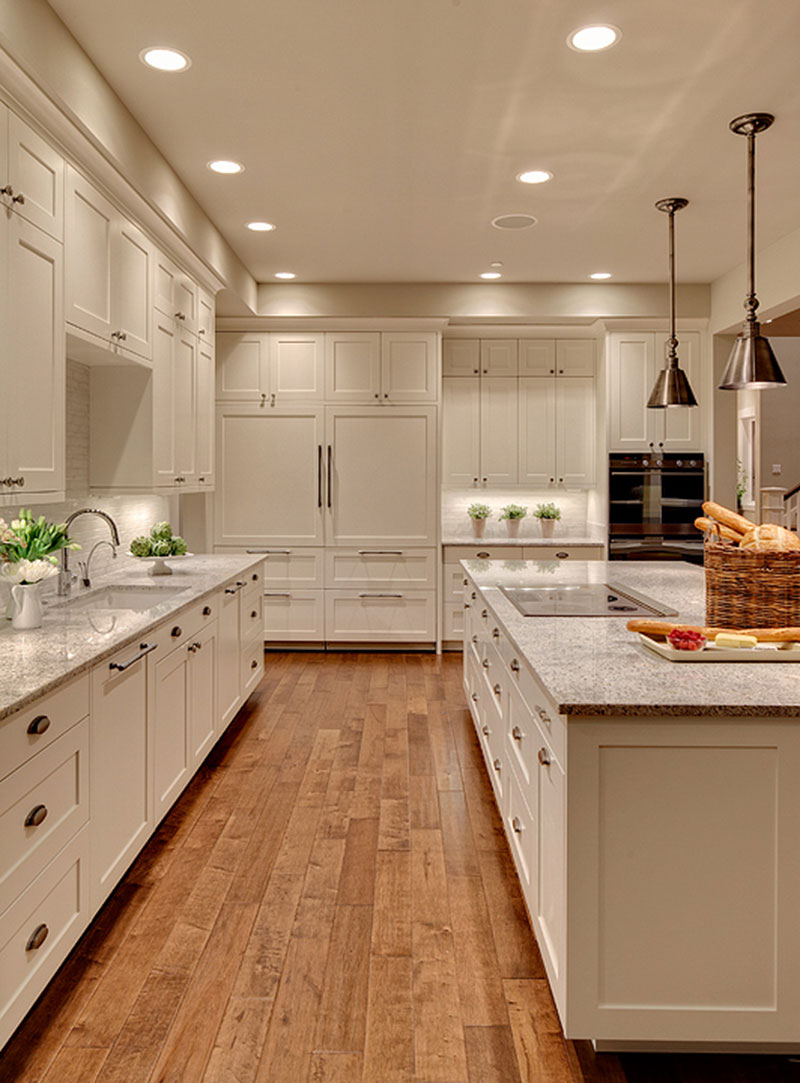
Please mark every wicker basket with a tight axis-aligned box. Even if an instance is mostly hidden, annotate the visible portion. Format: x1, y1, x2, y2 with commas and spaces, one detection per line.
704, 540, 800, 627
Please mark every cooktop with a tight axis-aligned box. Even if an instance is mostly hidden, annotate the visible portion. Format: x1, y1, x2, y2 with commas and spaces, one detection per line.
499, 582, 677, 618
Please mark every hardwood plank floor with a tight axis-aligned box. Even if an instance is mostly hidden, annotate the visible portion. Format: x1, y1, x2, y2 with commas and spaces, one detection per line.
3, 651, 800, 1083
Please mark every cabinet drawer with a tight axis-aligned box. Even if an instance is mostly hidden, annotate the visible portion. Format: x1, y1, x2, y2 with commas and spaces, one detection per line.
505, 759, 536, 899
241, 639, 264, 697
0, 720, 89, 917
257, 548, 324, 588
263, 590, 324, 641
495, 637, 565, 770
324, 590, 436, 642
506, 680, 536, 788
443, 601, 465, 641
325, 548, 436, 589
0, 825, 90, 1050
444, 545, 525, 563
240, 590, 263, 642
0, 674, 89, 783
443, 561, 468, 602
149, 595, 220, 656
521, 545, 604, 561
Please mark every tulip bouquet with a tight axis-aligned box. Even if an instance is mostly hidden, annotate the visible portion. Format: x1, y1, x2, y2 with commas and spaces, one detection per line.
0, 509, 79, 584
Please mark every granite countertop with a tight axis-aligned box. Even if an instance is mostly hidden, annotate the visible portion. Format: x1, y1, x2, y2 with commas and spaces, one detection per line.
0, 554, 262, 722
464, 558, 800, 718
443, 532, 605, 547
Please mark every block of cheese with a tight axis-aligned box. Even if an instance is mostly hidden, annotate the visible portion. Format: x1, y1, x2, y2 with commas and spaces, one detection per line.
714, 632, 759, 649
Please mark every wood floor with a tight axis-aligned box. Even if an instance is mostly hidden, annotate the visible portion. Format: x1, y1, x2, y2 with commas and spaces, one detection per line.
3, 651, 800, 1083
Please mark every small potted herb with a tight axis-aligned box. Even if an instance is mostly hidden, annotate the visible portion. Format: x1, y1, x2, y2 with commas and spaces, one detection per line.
533, 502, 561, 538
499, 504, 527, 538
467, 502, 491, 538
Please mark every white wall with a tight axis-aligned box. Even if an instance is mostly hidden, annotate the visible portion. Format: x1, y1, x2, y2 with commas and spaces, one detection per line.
759, 338, 800, 493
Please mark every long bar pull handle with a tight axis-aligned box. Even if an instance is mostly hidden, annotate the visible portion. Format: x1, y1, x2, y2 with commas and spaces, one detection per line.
109, 642, 157, 672
358, 593, 404, 598
247, 549, 292, 555
327, 446, 332, 509
264, 592, 292, 598
318, 444, 323, 508
357, 550, 404, 556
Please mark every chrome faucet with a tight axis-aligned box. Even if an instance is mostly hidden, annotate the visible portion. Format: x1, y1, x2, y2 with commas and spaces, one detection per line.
77, 539, 118, 588
59, 509, 121, 595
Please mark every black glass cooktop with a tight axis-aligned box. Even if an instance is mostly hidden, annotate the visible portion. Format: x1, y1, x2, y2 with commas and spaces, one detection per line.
499, 583, 677, 618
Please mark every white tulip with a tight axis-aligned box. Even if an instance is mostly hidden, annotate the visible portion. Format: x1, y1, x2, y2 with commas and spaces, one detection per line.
0, 559, 59, 584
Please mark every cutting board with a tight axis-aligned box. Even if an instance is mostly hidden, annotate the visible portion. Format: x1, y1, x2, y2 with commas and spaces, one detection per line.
638, 633, 800, 663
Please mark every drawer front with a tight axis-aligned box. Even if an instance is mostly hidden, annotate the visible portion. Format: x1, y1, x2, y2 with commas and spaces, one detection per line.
444, 545, 525, 563
506, 680, 536, 788
443, 601, 465, 641
325, 548, 436, 589
324, 591, 436, 642
263, 590, 324, 641
0, 720, 89, 917
505, 759, 537, 899
241, 639, 264, 697
256, 548, 324, 588
0, 825, 90, 1050
240, 583, 263, 642
495, 635, 565, 770
521, 545, 604, 561
149, 595, 220, 656
0, 674, 89, 783
444, 561, 468, 603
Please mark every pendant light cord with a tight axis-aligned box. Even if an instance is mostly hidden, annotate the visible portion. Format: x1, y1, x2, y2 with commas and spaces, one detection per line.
667, 206, 678, 366
746, 128, 758, 325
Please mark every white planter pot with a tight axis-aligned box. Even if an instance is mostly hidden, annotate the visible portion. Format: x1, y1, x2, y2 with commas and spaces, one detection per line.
505, 519, 522, 538
539, 518, 556, 538
11, 582, 43, 630
471, 518, 486, 538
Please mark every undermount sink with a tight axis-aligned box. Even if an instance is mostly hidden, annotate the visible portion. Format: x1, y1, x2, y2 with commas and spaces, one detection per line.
52, 585, 185, 612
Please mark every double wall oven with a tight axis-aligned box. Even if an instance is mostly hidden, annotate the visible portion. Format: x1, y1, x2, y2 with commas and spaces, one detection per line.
608, 452, 706, 563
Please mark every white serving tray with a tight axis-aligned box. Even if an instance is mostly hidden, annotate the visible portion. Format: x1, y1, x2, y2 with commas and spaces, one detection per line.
639, 633, 800, 663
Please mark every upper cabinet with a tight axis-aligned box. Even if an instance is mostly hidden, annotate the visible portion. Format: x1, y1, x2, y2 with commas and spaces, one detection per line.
65, 166, 153, 364
155, 251, 198, 337
0, 105, 65, 242
607, 331, 703, 452
216, 332, 325, 403
325, 331, 438, 402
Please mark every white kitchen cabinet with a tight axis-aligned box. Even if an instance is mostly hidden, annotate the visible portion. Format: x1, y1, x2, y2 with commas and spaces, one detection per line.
65, 167, 153, 363
325, 331, 438, 402
441, 376, 517, 487
325, 590, 436, 643
217, 573, 264, 727
480, 339, 518, 376
215, 405, 325, 547
1, 106, 65, 242
154, 249, 198, 336
325, 405, 437, 546
608, 330, 703, 452
518, 339, 556, 376
2, 214, 64, 499
198, 288, 215, 342
195, 336, 215, 489
443, 338, 480, 376
555, 377, 596, 487
216, 331, 324, 403
89, 639, 153, 912
518, 377, 556, 486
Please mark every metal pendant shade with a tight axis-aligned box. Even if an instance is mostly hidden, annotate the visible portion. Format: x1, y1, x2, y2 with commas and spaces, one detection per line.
647, 197, 698, 408
719, 112, 786, 390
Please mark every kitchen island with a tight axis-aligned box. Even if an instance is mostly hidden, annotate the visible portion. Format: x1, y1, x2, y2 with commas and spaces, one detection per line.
463, 558, 800, 1053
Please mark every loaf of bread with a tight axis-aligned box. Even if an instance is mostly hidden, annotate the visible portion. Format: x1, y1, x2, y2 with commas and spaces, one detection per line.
702, 501, 757, 536
627, 619, 800, 642
739, 524, 800, 552
694, 516, 743, 543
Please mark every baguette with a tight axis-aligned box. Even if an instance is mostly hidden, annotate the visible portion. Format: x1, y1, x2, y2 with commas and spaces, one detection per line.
694, 516, 743, 543
702, 501, 757, 537
626, 618, 800, 643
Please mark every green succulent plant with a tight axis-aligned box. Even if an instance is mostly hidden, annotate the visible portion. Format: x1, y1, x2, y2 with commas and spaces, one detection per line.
499, 504, 527, 521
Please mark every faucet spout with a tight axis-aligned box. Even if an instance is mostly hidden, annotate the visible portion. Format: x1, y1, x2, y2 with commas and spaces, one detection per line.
59, 508, 121, 595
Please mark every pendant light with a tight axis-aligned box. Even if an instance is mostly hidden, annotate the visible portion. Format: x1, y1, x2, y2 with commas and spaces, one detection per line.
647, 197, 698, 408
718, 112, 786, 390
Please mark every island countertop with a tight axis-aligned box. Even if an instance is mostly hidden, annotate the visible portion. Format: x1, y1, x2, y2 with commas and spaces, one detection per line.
0, 554, 263, 722
463, 558, 800, 717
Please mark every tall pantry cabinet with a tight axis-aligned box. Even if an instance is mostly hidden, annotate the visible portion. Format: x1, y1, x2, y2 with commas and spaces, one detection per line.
214, 330, 439, 644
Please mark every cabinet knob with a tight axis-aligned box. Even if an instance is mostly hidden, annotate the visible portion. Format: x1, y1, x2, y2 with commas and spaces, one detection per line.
512, 726, 524, 742
512, 816, 523, 834
510, 659, 520, 673
493, 758, 501, 773
251, 610, 258, 618
471, 634, 478, 644
252, 573, 259, 581
462, 578, 468, 586
491, 627, 499, 639
171, 626, 182, 637
549, 368, 555, 374
481, 658, 489, 669
538, 747, 551, 767
251, 659, 258, 669
12, 191, 25, 204
383, 393, 389, 399
471, 692, 478, 702
493, 683, 501, 696
26, 923, 49, 952
549, 477, 555, 483
555, 552, 568, 559
482, 725, 489, 735
27, 714, 51, 735
202, 606, 212, 616
476, 552, 489, 559
481, 609, 487, 619
374, 393, 379, 398
24, 804, 48, 827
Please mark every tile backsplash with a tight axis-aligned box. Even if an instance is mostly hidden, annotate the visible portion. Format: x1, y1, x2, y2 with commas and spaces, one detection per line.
442, 487, 594, 540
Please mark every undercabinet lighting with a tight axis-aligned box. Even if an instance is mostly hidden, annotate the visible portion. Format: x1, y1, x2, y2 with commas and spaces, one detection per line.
140, 47, 191, 72
207, 159, 244, 174
480, 272, 502, 280
517, 169, 553, 185
247, 221, 276, 231
567, 25, 621, 52
274, 272, 296, 280
589, 272, 612, 280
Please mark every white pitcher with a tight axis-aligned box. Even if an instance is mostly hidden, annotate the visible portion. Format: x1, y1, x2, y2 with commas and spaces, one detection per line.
11, 583, 43, 630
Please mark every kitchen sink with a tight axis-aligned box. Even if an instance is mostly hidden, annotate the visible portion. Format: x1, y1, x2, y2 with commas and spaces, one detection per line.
50, 585, 185, 612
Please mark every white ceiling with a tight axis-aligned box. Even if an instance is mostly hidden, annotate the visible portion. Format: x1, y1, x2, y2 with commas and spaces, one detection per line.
47, 0, 800, 287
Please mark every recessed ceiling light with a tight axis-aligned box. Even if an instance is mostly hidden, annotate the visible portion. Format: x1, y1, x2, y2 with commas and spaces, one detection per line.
490, 261, 504, 268
589, 272, 612, 280
247, 221, 276, 232
207, 159, 244, 174
517, 169, 553, 185
480, 272, 502, 280
140, 47, 191, 72
274, 272, 296, 280
567, 25, 621, 52
491, 213, 538, 230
